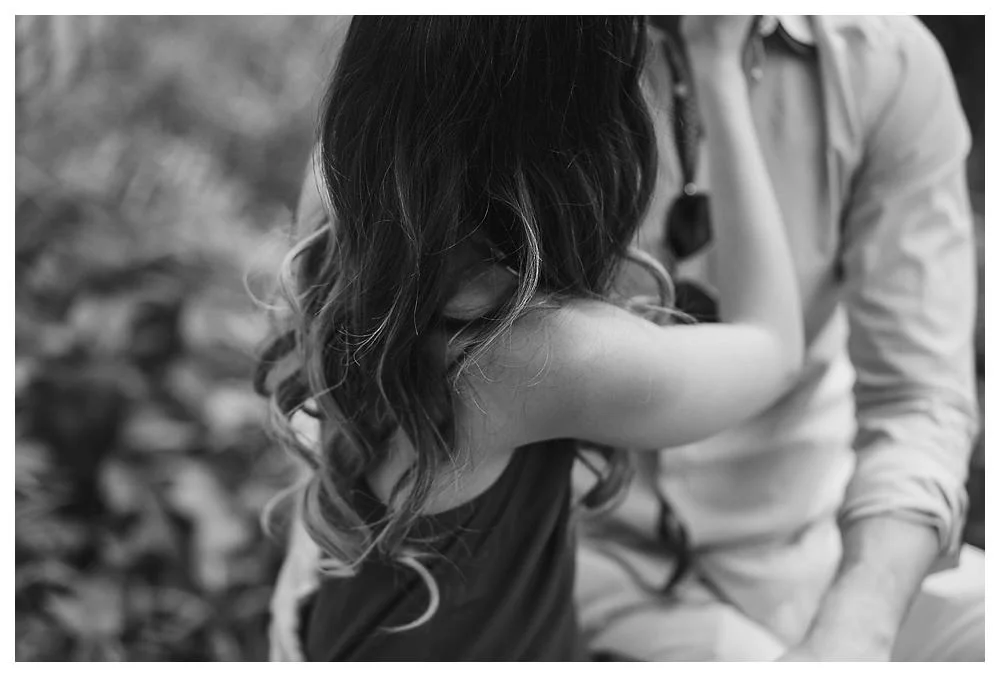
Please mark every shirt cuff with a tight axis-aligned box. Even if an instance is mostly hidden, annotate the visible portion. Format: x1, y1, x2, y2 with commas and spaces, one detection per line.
839, 448, 968, 574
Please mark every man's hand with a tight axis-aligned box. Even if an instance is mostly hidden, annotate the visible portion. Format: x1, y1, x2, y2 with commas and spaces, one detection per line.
777, 516, 939, 661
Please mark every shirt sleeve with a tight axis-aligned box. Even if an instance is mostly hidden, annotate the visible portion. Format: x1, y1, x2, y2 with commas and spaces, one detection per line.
837, 17, 980, 571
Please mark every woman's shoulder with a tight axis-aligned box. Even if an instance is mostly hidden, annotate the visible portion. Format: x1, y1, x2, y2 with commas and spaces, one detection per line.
454, 296, 646, 449
471, 298, 613, 375
501, 297, 652, 367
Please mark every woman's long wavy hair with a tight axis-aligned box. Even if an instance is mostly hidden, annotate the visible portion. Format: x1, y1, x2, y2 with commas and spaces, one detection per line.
257, 16, 671, 614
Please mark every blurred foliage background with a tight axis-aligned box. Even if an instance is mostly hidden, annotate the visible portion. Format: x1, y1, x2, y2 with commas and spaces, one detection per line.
14, 16, 984, 661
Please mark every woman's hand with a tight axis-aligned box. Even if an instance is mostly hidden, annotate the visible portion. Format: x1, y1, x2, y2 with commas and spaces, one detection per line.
680, 16, 755, 70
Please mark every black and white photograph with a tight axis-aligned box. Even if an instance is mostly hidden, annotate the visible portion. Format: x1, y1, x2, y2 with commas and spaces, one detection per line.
13, 11, 988, 662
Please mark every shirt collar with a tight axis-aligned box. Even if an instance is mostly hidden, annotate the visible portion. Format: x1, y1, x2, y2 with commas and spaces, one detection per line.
649, 16, 816, 54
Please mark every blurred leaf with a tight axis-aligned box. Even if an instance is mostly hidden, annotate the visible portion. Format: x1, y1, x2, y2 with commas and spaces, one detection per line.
98, 459, 148, 515
16, 439, 52, 496
203, 385, 266, 447
182, 290, 270, 355
166, 461, 253, 592
46, 576, 124, 639
67, 295, 136, 356
121, 406, 200, 456
16, 506, 88, 557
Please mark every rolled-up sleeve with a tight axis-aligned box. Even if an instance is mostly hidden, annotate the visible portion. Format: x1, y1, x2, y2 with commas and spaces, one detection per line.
838, 18, 979, 570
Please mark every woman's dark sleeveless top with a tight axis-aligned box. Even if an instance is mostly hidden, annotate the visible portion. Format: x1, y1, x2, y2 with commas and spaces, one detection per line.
302, 440, 586, 661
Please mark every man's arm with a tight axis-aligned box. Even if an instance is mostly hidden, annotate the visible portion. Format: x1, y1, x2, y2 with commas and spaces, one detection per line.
787, 17, 979, 659
787, 518, 938, 659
